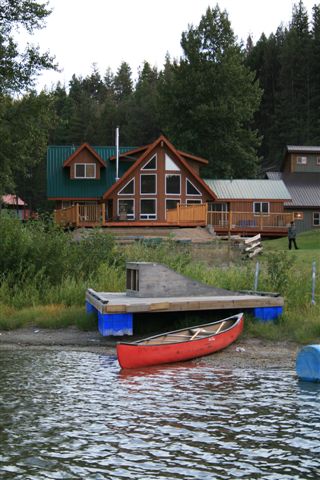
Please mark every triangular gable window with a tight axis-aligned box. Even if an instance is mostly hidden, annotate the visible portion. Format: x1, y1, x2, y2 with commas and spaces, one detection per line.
186, 179, 201, 195
165, 154, 180, 171
142, 154, 157, 170
119, 178, 135, 195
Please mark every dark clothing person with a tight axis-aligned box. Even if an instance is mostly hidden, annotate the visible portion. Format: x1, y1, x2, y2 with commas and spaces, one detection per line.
288, 221, 298, 250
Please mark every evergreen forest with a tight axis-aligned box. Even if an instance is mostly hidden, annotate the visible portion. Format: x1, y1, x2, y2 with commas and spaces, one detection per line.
0, 0, 319, 211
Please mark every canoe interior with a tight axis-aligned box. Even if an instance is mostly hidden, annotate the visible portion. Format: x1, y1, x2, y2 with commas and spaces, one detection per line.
130, 314, 241, 346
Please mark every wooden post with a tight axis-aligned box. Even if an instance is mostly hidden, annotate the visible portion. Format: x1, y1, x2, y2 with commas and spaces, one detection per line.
101, 203, 106, 226
177, 203, 180, 225
229, 211, 232, 235
76, 204, 79, 227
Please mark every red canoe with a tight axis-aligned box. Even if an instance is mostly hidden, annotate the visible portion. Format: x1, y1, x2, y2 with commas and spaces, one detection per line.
116, 312, 244, 369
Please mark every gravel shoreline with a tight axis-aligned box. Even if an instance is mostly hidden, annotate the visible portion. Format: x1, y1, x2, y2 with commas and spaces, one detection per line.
0, 326, 300, 369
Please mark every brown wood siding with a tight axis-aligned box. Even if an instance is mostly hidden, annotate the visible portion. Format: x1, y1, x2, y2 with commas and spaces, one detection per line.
229, 201, 285, 213
109, 144, 212, 221
68, 150, 101, 179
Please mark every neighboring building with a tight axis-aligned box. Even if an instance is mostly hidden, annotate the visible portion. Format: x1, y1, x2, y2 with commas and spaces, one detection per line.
204, 179, 292, 236
1, 195, 30, 220
48, 135, 294, 236
267, 146, 320, 233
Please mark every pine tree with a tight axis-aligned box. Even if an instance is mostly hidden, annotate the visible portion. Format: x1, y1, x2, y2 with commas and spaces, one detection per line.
159, 6, 262, 178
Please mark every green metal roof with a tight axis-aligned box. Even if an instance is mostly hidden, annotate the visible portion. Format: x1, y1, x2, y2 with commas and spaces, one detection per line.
47, 146, 135, 199
204, 179, 292, 200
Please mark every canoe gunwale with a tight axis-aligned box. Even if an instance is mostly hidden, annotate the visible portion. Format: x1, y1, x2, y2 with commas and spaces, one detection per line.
117, 312, 243, 347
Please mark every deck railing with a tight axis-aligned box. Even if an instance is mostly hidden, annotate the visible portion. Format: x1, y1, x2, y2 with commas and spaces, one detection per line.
166, 203, 208, 225
207, 211, 294, 231
54, 203, 294, 233
54, 204, 105, 227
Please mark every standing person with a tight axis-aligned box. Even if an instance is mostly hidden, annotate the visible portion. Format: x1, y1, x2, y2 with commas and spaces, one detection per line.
288, 221, 299, 250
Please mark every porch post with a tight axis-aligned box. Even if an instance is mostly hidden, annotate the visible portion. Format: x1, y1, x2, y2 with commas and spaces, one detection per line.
76, 204, 79, 227
101, 203, 106, 226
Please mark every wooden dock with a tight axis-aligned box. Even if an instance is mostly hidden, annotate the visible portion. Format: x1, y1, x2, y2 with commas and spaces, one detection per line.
86, 289, 284, 315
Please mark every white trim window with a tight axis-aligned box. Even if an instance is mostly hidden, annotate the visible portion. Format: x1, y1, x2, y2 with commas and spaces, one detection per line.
253, 202, 269, 215
142, 154, 157, 170
166, 174, 181, 195
296, 156, 307, 165
186, 199, 202, 204
166, 199, 180, 210
119, 178, 135, 195
313, 212, 320, 226
75, 163, 96, 179
118, 199, 135, 220
186, 178, 201, 196
140, 198, 157, 220
165, 154, 180, 171
140, 174, 157, 195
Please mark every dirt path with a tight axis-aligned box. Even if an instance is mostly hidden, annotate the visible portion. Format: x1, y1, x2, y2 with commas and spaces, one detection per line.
0, 327, 299, 370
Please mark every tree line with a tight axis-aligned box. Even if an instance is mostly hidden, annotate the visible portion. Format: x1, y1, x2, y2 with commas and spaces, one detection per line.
0, 0, 319, 211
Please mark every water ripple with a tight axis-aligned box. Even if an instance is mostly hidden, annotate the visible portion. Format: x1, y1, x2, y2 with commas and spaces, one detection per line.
0, 350, 320, 479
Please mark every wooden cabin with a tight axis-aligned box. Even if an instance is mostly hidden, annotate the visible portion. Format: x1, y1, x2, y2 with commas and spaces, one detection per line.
48, 135, 294, 236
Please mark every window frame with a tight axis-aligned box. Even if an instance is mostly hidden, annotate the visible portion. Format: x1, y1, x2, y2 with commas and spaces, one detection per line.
140, 173, 157, 195
74, 163, 96, 179
313, 212, 320, 226
165, 173, 181, 195
142, 154, 157, 170
140, 198, 157, 220
186, 178, 202, 196
296, 156, 307, 165
117, 198, 135, 220
253, 201, 270, 215
118, 178, 135, 196
186, 199, 202, 205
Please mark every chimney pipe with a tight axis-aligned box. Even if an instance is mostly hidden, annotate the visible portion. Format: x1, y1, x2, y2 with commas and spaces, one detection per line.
115, 126, 119, 181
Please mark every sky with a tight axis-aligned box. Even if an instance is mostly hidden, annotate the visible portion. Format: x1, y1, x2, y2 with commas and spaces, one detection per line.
19, 0, 318, 90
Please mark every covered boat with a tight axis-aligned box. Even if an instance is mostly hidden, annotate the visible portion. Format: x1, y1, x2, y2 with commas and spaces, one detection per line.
116, 312, 244, 369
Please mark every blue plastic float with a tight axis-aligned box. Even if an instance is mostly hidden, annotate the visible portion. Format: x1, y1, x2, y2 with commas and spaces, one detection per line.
296, 345, 320, 382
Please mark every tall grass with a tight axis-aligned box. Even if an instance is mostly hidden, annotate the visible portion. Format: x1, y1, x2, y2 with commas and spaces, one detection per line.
0, 212, 319, 341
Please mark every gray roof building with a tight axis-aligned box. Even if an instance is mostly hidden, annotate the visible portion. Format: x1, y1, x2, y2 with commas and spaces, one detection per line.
204, 179, 292, 200
266, 172, 320, 208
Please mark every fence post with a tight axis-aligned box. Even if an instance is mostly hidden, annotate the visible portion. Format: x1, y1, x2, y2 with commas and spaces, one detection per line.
312, 261, 316, 305
254, 261, 260, 291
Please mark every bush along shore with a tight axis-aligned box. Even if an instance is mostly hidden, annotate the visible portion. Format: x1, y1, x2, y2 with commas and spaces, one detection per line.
0, 213, 319, 343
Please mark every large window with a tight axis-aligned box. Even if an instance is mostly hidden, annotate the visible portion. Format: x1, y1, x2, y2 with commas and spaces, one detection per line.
253, 202, 269, 215
166, 174, 181, 195
118, 199, 134, 220
140, 174, 156, 194
75, 163, 96, 178
119, 178, 134, 195
142, 155, 157, 170
140, 199, 157, 220
166, 199, 180, 210
186, 179, 201, 196
313, 212, 320, 226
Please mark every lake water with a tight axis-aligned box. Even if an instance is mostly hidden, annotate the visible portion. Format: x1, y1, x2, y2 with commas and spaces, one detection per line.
0, 349, 319, 480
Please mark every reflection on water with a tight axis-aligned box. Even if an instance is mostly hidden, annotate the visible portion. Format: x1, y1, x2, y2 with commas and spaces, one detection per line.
0, 350, 319, 479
